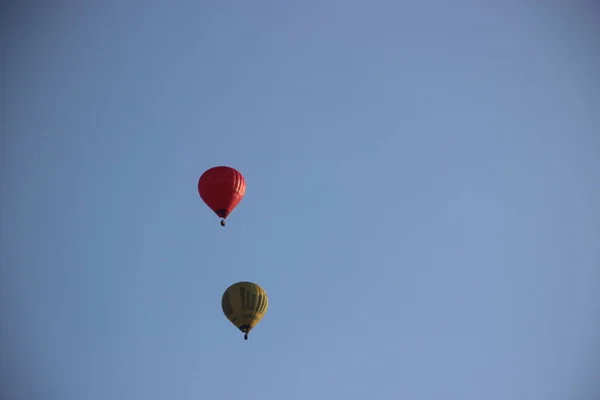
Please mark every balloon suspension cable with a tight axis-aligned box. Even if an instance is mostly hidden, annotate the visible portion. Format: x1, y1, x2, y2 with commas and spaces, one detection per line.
244, 333, 248, 340
220, 219, 226, 227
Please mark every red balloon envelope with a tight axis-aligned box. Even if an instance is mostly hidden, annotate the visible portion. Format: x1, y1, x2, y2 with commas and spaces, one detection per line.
198, 166, 246, 226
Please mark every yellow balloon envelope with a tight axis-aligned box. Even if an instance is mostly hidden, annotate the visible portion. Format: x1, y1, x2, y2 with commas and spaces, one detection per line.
221, 281, 269, 340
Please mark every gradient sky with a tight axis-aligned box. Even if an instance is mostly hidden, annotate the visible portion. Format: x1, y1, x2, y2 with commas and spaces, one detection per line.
2, 1, 599, 399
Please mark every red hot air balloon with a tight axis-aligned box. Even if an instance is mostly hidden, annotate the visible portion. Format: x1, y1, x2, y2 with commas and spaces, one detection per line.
198, 166, 246, 227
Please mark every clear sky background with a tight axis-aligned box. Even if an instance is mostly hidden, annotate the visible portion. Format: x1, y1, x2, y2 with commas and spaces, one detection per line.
2, 1, 599, 399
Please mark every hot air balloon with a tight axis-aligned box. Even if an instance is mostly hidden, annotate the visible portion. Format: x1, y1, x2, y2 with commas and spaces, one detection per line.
221, 281, 268, 340
198, 166, 246, 227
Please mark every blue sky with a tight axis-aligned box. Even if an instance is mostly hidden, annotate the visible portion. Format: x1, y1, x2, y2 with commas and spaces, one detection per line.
2, 1, 599, 399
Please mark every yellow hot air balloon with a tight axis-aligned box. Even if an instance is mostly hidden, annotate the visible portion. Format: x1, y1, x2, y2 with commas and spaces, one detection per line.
221, 281, 269, 340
